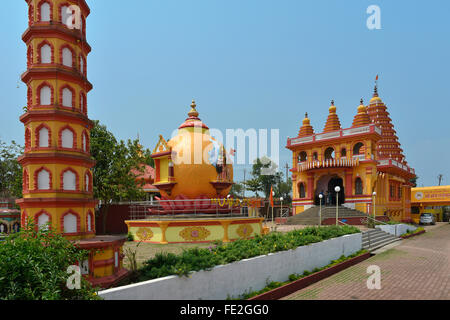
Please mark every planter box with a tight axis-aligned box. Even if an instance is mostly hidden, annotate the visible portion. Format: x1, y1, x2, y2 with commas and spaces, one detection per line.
376, 224, 417, 237
401, 230, 425, 239
249, 252, 371, 300
98, 232, 362, 300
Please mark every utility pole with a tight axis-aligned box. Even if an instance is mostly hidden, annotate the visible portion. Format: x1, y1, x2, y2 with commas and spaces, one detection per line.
285, 163, 289, 183
243, 168, 246, 198
438, 174, 443, 186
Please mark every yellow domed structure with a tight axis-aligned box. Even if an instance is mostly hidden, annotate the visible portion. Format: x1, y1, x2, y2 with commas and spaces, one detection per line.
151, 100, 233, 200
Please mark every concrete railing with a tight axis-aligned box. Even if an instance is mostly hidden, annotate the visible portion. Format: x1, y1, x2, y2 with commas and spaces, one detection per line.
99, 233, 362, 300
376, 224, 417, 237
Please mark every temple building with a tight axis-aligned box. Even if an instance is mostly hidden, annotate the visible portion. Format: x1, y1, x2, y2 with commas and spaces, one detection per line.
17, 0, 127, 288
286, 85, 416, 222
151, 100, 233, 200
125, 101, 265, 244
131, 164, 159, 199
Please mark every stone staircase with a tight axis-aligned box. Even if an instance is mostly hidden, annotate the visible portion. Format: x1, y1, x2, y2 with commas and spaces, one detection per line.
286, 205, 368, 225
362, 228, 401, 251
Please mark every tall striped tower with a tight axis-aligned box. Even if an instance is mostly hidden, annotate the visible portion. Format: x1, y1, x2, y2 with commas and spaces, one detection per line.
18, 0, 127, 288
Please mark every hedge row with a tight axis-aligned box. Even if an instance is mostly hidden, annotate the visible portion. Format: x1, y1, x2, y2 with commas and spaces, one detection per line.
136, 225, 360, 282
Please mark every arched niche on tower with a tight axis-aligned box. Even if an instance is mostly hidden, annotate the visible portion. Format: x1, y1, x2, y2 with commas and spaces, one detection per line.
324, 147, 335, 160
61, 168, 79, 191
34, 167, 52, 190
353, 142, 364, 155
35, 123, 52, 148
61, 210, 80, 235
58, 125, 77, 149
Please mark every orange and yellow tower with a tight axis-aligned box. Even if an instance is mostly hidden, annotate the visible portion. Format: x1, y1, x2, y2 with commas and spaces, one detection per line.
17, 0, 127, 288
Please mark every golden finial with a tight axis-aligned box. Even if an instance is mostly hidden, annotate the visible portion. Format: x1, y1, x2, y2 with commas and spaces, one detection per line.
305, 112, 308, 118
188, 99, 199, 118
329, 100, 336, 113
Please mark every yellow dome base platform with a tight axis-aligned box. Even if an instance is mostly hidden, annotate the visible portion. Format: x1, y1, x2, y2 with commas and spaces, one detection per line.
126, 216, 264, 244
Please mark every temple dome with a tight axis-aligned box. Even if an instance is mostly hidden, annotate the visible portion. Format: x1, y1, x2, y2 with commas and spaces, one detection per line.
155, 101, 233, 199
323, 100, 341, 132
352, 99, 371, 127
367, 88, 405, 162
298, 112, 314, 137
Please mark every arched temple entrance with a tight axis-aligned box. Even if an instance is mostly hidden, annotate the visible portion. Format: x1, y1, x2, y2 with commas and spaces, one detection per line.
315, 175, 345, 206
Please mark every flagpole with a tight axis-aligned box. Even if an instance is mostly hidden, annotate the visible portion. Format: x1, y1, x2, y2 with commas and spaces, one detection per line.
270, 186, 274, 231
271, 205, 274, 231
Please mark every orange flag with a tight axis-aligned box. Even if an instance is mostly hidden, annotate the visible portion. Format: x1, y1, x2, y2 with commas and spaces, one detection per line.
270, 186, 274, 207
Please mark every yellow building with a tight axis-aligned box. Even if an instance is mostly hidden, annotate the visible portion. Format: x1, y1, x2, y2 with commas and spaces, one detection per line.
286, 86, 416, 222
152, 100, 233, 200
125, 101, 265, 244
411, 186, 450, 223
17, 0, 127, 288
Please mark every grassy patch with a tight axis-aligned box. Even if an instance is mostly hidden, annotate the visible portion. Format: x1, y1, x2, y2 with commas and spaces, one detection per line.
370, 248, 407, 261
402, 227, 425, 237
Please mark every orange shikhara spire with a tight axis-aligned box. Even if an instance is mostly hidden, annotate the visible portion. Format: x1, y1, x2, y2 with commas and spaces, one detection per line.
323, 100, 341, 132
351, 98, 371, 127
298, 112, 314, 137
367, 86, 405, 162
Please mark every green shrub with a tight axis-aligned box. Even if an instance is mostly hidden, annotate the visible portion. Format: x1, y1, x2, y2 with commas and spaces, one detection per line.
404, 227, 424, 236
0, 220, 100, 300
288, 274, 299, 282
127, 232, 134, 241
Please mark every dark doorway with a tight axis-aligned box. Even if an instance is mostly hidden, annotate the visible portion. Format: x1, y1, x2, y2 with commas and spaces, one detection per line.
327, 177, 345, 205
314, 175, 345, 205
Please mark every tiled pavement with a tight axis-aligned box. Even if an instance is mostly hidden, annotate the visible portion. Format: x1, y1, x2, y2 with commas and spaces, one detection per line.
282, 224, 450, 300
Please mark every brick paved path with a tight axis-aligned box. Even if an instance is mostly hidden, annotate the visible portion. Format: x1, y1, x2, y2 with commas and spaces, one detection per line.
283, 224, 450, 300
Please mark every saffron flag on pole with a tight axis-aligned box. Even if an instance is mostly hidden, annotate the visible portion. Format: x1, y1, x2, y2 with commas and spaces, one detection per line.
270, 186, 274, 207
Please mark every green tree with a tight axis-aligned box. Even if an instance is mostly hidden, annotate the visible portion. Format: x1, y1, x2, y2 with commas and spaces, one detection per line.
0, 140, 23, 199
229, 182, 244, 198
243, 178, 262, 197
410, 175, 418, 187
275, 177, 292, 204
244, 156, 283, 199
90, 121, 154, 232
0, 220, 100, 300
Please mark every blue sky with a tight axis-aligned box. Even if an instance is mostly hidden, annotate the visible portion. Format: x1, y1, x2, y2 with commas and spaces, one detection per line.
1, 0, 449, 187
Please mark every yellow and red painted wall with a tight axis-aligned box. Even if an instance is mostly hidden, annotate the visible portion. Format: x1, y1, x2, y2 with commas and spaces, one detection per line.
126, 217, 264, 244
411, 186, 450, 223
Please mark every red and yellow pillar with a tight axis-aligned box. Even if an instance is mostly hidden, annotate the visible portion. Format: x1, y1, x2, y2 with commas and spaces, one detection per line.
17, 0, 127, 288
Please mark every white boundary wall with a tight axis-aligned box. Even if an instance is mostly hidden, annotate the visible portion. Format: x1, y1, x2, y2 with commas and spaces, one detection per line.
99, 233, 362, 300
376, 224, 417, 237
